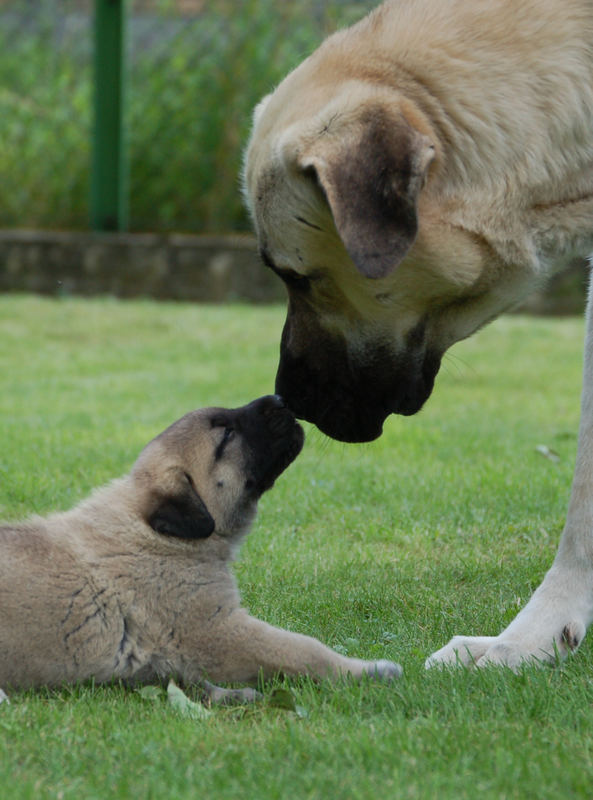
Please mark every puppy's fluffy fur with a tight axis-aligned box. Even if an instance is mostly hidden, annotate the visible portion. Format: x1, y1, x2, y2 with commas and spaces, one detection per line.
0, 396, 400, 699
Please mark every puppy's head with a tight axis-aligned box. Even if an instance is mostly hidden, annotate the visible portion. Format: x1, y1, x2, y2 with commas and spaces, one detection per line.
243, 34, 530, 442
132, 396, 304, 541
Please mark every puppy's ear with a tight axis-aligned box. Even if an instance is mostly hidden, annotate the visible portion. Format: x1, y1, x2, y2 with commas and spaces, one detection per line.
299, 110, 435, 279
148, 477, 215, 540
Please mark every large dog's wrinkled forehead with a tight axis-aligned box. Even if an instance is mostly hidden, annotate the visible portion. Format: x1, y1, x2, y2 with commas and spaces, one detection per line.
245, 79, 437, 276
244, 87, 442, 340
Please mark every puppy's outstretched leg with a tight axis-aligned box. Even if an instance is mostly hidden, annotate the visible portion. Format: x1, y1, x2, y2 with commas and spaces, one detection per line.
197, 610, 402, 685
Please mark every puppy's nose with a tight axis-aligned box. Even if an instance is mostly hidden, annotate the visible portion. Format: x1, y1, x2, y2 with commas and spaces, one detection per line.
256, 395, 294, 434
258, 394, 286, 412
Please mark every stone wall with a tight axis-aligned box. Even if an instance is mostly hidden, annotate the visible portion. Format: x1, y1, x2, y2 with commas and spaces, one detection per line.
0, 229, 587, 312
0, 230, 284, 303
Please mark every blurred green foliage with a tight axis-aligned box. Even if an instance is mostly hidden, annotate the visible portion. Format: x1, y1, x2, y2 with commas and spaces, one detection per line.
0, 0, 375, 233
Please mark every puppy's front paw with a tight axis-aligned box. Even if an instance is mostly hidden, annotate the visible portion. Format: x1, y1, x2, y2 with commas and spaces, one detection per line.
364, 659, 403, 681
202, 680, 262, 705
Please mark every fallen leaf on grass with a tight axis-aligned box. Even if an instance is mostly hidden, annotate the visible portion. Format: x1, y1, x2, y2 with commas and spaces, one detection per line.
136, 685, 163, 702
267, 688, 308, 718
137, 680, 306, 720
333, 637, 360, 656
167, 679, 212, 720
535, 444, 560, 463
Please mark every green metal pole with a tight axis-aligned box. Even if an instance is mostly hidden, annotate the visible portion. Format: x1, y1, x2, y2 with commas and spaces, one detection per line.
91, 0, 128, 231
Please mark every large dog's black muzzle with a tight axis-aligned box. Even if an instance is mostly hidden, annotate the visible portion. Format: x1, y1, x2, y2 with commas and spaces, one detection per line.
275, 318, 442, 443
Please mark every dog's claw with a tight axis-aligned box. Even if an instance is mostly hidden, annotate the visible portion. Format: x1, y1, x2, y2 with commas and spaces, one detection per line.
561, 621, 585, 652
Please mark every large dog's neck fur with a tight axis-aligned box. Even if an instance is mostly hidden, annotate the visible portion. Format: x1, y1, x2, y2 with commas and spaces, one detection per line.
338, 0, 593, 198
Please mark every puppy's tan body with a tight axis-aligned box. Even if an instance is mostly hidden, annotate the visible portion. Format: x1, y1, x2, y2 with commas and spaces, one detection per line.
0, 397, 399, 693
244, 1, 593, 667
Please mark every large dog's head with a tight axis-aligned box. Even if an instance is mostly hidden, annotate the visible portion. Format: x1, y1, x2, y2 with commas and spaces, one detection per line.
131, 395, 304, 541
242, 28, 532, 442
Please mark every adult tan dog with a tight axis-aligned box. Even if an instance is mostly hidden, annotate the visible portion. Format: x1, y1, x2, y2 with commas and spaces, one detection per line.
243, 0, 593, 669
0, 395, 400, 696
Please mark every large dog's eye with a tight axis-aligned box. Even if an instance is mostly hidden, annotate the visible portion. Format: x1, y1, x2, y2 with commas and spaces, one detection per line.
281, 270, 310, 291
259, 248, 310, 292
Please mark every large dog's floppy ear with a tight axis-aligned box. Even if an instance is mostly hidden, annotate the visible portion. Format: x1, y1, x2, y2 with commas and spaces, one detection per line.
148, 476, 215, 540
299, 110, 435, 279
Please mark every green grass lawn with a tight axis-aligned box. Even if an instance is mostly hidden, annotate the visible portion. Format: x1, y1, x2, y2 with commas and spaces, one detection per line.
0, 295, 591, 799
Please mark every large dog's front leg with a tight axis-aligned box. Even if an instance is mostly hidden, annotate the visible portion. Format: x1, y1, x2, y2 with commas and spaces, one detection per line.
426, 564, 593, 669
427, 279, 593, 670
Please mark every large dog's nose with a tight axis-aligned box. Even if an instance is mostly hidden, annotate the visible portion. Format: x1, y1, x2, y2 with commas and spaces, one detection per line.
275, 340, 442, 442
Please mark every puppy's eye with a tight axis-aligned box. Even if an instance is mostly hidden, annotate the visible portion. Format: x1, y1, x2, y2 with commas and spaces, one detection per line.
221, 427, 234, 445
214, 426, 234, 460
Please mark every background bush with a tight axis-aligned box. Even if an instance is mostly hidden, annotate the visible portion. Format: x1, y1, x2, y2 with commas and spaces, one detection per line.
0, 0, 375, 233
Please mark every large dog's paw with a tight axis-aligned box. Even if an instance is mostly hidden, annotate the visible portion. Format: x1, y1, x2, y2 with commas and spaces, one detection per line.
425, 566, 593, 670
425, 635, 500, 668
425, 622, 586, 670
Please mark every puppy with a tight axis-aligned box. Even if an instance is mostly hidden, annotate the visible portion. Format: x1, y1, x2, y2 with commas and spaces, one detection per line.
0, 395, 400, 699
243, 0, 593, 668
